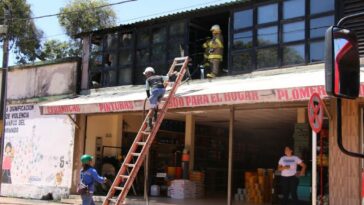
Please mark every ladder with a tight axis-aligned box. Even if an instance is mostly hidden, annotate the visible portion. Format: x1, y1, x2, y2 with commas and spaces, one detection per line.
103, 56, 189, 205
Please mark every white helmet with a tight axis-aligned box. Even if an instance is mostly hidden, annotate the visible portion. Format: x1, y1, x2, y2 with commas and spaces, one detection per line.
143, 67, 155, 75
210, 24, 221, 32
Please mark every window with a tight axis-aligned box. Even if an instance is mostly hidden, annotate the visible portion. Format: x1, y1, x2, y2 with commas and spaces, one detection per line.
118, 67, 133, 85
234, 9, 253, 30
136, 48, 150, 65
232, 52, 253, 72
152, 27, 167, 44
310, 0, 334, 14
283, 0, 305, 19
310, 15, 334, 38
169, 21, 185, 36
119, 50, 132, 66
310, 41, 325, 62
283, 21, 305, 42
258, 26, 278, 46
283, 44, 305, 65
233, 31, 253, 49
151, 44, 167, 62
137, 32, 149, 48
120, 33, 133, 48
258, 4, 278, 24
257, 48, 278, 68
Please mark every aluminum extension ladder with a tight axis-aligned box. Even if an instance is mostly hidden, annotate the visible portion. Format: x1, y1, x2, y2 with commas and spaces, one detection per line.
103, 56, 189, 205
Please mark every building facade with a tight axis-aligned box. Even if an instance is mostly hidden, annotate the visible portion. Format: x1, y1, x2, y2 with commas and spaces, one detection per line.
2, 0, 364, 204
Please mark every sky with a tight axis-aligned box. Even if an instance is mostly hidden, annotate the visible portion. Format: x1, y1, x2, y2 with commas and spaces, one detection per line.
5, 0, 233, 65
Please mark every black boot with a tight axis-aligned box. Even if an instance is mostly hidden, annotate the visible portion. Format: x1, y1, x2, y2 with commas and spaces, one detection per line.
145, 117, 153, 132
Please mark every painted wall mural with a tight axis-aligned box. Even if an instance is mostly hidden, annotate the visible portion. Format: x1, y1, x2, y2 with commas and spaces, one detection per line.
1, 104, 75, 199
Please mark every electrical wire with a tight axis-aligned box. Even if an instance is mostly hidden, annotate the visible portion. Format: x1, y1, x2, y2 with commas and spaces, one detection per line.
1, 0, 137, 21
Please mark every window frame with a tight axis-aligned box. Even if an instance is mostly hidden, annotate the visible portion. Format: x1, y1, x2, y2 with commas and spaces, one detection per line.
230, 0, 336, 74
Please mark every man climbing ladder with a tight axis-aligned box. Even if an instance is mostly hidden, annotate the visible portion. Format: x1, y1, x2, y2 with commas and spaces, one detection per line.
102, 56, 189, 205
143, 66, 177, 132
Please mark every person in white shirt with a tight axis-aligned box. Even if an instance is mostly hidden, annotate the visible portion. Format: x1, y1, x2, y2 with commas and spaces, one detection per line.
278, 146, 306, 205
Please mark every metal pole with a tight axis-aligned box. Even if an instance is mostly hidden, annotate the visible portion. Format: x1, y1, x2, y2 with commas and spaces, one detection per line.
0, 3, 10, 192
312, 131, 317, 205
227, 107, 234, 205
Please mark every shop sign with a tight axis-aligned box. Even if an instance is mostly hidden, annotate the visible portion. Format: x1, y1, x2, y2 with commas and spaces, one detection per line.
40, 83, 364, 115
308, 93, 324, 133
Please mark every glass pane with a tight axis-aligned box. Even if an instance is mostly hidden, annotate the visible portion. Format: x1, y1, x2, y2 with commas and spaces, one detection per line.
170, 21, 185, 36
103, 70, 117, 86
310, 41, 325, 62
119, 50, 132, 66
134, 66, 145, 85
107, 52, 118, 68
232, 52, 253, 71
120, 33, 133, 48
137, 31, 149, 48
283, 0, 305, 19
234, 9, 253, 30
118, 67, 133, 85
233, 31, 253, 49
283, 44, 305, 65
258, 4, 278, 24
311, 0, 334, 14
136, 48, 150, 65
310, 15, 334, 38
152, 44, 166, 62
258, 26, 278, 46
106, 33, 119, 51
283, 21, 305, 42
152, 27, 167, 44
168, 43, 183, 59
257, 48, 278, 68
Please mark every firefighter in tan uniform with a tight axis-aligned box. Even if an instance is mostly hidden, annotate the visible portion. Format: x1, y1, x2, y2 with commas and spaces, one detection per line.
207, 25, 224, 78
202, 37, 211, 68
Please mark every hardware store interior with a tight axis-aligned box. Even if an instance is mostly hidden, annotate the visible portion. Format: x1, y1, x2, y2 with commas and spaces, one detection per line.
84, 107, 329, 204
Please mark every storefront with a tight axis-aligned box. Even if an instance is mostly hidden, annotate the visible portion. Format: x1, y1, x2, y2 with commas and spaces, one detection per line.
39, 62, 359, 204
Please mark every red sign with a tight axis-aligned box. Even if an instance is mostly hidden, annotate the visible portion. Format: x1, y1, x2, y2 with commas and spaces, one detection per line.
308, 93, 324, 133
40, 83, 364, 115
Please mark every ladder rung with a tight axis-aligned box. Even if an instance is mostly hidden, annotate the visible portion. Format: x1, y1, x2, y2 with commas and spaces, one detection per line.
120, 175, 129, 179
141, 131, 151, 135
137, 142, 146, 146
114, 186, 124, 191
175, 57, 188, 61
131, 153, 141, 157
125, 163, 135, 168
108, 198, 118, 203
175, 63, 184, 66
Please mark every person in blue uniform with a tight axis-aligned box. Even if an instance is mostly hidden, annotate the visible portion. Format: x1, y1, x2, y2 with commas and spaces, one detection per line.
79, 154, 107, 205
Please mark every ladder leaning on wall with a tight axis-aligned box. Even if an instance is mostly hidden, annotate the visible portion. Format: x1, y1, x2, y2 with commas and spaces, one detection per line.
102, 56, 189, 205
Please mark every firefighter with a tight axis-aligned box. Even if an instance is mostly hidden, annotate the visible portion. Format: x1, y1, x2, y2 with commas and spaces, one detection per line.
144, 67, 177, 131
202, 37, 211, 68
207, 24, 224, 78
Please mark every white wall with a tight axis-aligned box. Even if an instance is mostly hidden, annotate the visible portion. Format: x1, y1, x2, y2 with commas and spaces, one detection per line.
1, 104, 75, 200
7, 61, 78, 100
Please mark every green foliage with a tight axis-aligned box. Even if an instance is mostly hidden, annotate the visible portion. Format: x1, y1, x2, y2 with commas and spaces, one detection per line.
40, 39, 81, 60
0, 0, 43, 64
58, 0, 117, 37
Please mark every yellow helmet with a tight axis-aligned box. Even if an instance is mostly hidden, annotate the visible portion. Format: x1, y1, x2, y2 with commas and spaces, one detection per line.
210, 25, 221, 33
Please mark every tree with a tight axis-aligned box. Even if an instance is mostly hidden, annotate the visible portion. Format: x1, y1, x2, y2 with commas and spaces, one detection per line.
58, 0, 117, 37
40, 39, 80, 61
0, 0, 43, 64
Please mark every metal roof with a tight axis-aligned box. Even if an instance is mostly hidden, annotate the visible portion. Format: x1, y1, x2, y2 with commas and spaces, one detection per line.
120, 0, 247, 25
76, 0, 248, 37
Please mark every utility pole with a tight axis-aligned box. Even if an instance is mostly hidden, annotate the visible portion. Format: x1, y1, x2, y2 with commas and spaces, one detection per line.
0, 1, 10, 192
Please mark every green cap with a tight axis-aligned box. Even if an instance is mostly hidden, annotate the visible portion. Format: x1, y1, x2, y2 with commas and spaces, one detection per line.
80, 154, 93, 164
